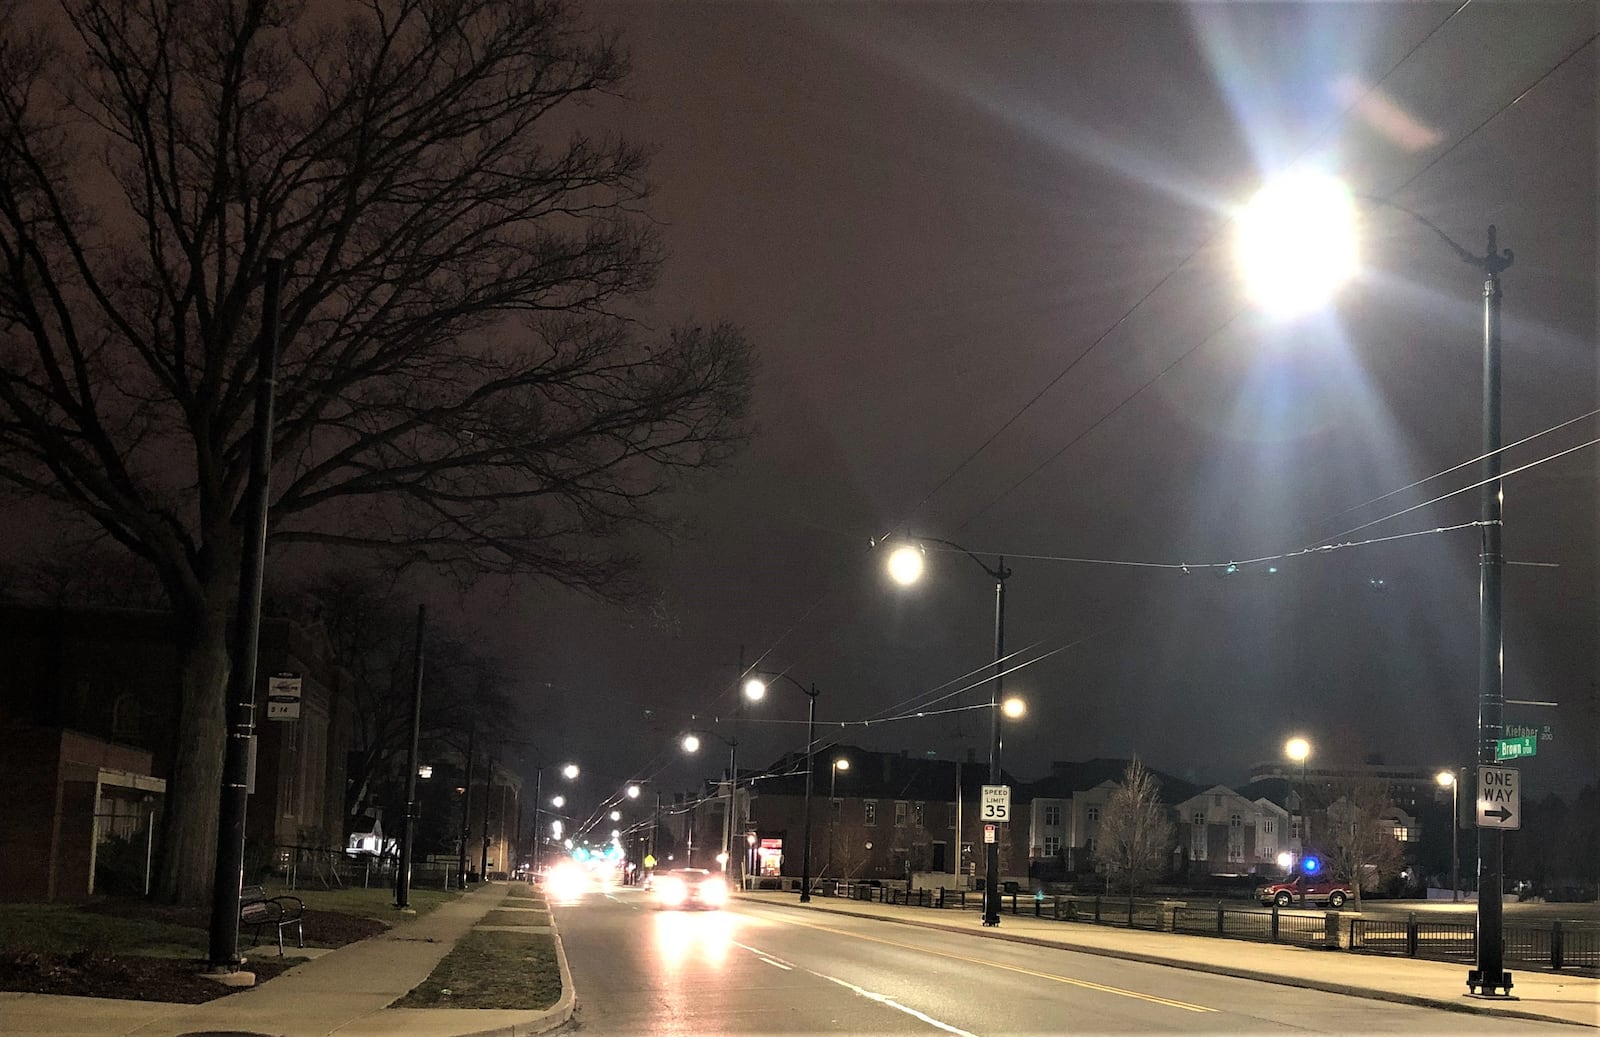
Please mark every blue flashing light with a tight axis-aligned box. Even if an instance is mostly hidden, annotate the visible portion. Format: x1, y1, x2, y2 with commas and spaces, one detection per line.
573, 846, 591, 862
1301, 855, 1321, 875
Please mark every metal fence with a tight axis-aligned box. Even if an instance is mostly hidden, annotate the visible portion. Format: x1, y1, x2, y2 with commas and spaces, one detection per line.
813, 883, 1596, 973
273, 845, 461, 891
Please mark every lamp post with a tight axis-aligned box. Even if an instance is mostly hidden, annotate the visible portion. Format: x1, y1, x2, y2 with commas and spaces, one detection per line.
744, 673, 822, 902
886, 537, 1012, 927
681, 729, 741, 882
827, 757, 850, 879
1285, 736, 1311, 909
1238, 173, 1514, 995
1437, 770, 1460, 903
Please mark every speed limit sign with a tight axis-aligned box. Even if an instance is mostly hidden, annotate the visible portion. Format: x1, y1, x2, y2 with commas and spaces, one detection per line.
981, 784, 1011, 823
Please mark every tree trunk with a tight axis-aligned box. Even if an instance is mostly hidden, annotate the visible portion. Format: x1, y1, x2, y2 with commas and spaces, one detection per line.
153, 598, 233, 905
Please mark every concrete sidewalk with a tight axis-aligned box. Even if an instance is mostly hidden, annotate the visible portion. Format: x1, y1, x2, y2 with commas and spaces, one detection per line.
736, 890, 1599, 1030
0, 882, 575, 1037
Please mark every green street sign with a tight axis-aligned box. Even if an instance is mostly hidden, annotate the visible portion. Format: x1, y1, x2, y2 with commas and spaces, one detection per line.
1495, 735, 1537, 762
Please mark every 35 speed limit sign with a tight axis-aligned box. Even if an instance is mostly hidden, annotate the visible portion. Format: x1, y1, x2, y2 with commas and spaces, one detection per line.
981, 784, 1011, 823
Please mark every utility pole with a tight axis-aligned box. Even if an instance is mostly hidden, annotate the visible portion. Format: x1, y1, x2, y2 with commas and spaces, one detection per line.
458, 726, 475, 882
395, 605, 426, 910
207, 258, 282, 971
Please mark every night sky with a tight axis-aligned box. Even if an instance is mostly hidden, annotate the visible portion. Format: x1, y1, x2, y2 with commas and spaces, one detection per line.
12, 3, 1596, 815
469, 1, 1598, 815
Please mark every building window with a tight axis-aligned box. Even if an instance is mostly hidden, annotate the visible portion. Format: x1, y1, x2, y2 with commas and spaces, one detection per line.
1087, 806, 1100, 823
1392, 826, 1410, 841
1262, 819, 1275, 836
894, 801, 909, 827
1043, 835, 1061, 857
1044, 805, 1062, 826
864, 800, 877, 826
913, 802, 925, 827
1192, 811, 1205, 827
946, 803, 958, 830
1086, 837, 1096, 855
1291, 819, 1301, 840
1230, 813, 1242, 828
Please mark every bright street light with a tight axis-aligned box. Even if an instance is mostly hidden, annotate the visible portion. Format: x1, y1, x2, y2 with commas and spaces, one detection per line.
561, 763, 580, 780
609, 810, 622, 822
1235, 169, 1359, 318
626, 784, 641, 798
1001, 696, 1026, 719
417, 764, 433, 779
833, 757, 850, 772
681, 733, 701, 753
551, 820, 563, 838
886, 544, 925, 586
742, 677, 767, 702
551, 795, 565, 808
1436, 770, 1456, 787
1285, 737, 1311, 763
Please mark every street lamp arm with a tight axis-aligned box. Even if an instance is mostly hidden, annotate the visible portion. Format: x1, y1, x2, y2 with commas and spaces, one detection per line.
1357, 195, 1513, 276
902, 535, 1012, 582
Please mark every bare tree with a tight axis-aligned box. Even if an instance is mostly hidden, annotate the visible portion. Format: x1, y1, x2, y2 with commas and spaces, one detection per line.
1094, 757, 1174, 899
829, 819, 874, 883
0, 0, 752, 903
1323, 777, 1406, 912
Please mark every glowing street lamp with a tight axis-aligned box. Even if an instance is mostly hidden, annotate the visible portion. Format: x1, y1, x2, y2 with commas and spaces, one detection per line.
1001, 697, 1027, 720
681, 733, 701, 754
884, 535, 1012, 928
551, 795, 565, 809
1285, 736, 1312, 908
561, 763, 580, 780
1437, 769, 1460, 903
1240, 172, 1515, 994
626, 784, 642, 799
1235, 169, 1359, 318
609, 810, 622, 822
742, 677, 768, 702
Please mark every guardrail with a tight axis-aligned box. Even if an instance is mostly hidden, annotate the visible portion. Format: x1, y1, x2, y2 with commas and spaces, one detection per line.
809, 883, 1596, 972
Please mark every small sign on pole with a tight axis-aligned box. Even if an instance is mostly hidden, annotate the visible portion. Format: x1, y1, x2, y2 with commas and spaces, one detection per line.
267, 671, 303, 720
981, 784, 1011, 823
983, 824, 997, 844
1476, 765, 1521, 830
1494, 735, 1537, 762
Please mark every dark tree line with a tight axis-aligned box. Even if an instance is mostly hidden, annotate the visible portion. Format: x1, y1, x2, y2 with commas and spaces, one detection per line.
0, 0, 752, 904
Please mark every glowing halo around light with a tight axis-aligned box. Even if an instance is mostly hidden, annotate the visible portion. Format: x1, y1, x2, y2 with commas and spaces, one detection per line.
1235, 170, 1359, 319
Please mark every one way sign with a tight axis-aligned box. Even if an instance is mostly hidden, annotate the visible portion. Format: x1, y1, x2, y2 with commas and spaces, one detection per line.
1476, 765, 1521, 830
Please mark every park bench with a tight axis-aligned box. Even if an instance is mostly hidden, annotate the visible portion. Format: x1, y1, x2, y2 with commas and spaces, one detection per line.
239, 885, 305, 956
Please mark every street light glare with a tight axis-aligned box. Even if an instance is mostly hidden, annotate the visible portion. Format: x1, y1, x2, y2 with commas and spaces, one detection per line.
833, 757, 850, 771
561, 763, 580, 780
626, 784, 641, 798
1001, 696, 1027, 719
551, 795, 565, 808
1437, 770, 1457, 787
681, 733, 701, 753
1284, 736, 1311, 763
886, 544, 925, 586
1236, 170, 1358, 318
743, 677, 767, 702
609, 809, 621, 821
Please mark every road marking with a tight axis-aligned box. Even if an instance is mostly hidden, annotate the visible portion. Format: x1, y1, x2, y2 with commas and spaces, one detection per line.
811, 971, 980, 1037
761, 957, 793, 970
756, 911, 1216, 1014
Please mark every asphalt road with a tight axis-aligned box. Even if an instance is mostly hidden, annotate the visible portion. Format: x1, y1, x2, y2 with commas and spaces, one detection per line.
554, 887, 1575, 1036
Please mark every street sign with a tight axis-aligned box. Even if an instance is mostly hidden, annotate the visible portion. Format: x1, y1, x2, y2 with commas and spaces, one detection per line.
1495, 735, 1537, 761
266, 671, 302, 720
983, 824, 996, 844
1476, 765, 1521, 830
981, 784, 1011, 823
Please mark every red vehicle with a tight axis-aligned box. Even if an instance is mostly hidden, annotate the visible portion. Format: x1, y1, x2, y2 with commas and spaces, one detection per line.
1258, 874, 1354, 908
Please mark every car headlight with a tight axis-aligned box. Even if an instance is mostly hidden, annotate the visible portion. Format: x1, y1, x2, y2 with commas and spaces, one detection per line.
657, 879, 687, 905
699, 880, 728, 904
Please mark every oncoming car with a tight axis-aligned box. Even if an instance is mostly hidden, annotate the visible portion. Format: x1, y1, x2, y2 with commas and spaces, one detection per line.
651, 868, 729, 910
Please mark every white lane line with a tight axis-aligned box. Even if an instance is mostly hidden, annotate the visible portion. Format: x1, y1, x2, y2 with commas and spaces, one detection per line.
809, 970, 980, 1037
761, 957, 793, 970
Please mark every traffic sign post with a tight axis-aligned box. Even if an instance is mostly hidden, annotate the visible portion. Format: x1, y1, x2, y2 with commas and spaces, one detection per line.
1476, 766, 1520, 830
981, 784, 1011, 823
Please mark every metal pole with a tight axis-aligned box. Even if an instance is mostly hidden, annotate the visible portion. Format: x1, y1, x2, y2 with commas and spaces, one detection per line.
481, 751, 494, 879
1299, 758, 1308, 910
1451, 774, 1460, 903
800, 685, 818, 902
531, 767, 543, 879
984, 559, 1007, 927
724, 740, 737, 880
208, 258, 282, 970
1472, 226, 1512, 996
458, 726, 474, 881
395, 605, 425, 909
828, 765, 838, 879
954, 760, 962, 879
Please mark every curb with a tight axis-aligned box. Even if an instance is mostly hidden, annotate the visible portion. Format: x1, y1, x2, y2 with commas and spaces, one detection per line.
738, 896, 1597, 1031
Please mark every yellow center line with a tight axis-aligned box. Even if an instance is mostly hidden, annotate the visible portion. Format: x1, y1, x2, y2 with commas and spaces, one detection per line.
756, 910, 1217, 1014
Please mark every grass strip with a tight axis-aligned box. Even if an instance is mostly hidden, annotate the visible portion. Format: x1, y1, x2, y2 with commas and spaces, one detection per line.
397, 930, 561, 1010
264, 885, 459, 922
479, 909, 551, 927
0, 904, 205, 957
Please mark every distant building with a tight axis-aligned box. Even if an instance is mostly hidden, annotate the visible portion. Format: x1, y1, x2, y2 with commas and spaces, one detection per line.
1171, 784, 1292, 874
1018, 759, 1196, 880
